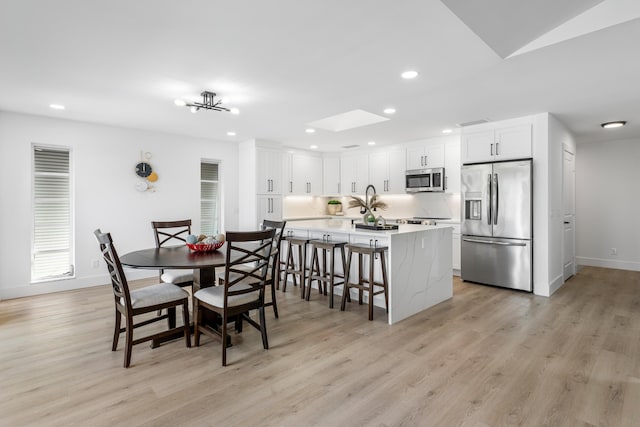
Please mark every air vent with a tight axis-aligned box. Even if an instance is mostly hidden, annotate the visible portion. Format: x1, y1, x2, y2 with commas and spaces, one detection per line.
457, 119, 489, 127
342, 144, 360, 149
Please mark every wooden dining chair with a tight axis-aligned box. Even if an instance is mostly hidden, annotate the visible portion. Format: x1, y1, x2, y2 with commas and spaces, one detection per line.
94, 229, 191, 368
194, 228, 275, 366
151, 220, 195, 288
262, 219, 287, 318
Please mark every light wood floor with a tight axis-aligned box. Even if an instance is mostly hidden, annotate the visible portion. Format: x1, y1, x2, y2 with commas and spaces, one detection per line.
2, 266, 640, 426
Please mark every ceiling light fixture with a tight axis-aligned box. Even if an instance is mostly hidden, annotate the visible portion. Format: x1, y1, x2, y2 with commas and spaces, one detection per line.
49, 104, 65, 110
442, 129, 453, 134
401, 70, 418, 79
310, 145, 318, 149
601, 121, 626, 129
383, 108, 396, 114
175, 91, 235, 113
227, 131, 236, 136
305, 128, 315, 134
368, 141, 376, 146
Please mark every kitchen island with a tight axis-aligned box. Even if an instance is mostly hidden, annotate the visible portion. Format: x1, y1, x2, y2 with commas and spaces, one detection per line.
284, 219, 452, 324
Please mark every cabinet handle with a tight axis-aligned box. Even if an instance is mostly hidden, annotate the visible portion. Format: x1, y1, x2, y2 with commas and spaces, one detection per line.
424, 155, 427, 166
289, 181, 293, 193
496, 142, 500, 156
490, 143, 494, 156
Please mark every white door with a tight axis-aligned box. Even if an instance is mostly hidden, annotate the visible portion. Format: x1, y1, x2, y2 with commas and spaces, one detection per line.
563, 148, 576, 280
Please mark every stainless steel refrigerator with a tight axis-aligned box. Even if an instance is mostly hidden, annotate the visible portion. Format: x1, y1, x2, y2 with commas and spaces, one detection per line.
461, 159, 532, 292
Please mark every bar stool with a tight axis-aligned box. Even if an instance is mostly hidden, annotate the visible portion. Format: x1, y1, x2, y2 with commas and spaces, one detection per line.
306, 236, 348, 308
340, 242, 389, 321
282, 234, 310, 299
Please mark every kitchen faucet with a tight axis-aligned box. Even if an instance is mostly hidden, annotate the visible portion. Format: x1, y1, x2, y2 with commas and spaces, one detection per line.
362, 184, 377, 214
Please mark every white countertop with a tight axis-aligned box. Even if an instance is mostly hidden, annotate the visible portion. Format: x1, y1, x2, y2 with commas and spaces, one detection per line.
285, 219, 452, 236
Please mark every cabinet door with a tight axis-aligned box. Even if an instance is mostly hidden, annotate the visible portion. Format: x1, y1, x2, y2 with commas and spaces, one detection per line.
368, 151, 389, 193
354, 155, 369, 194
495, 124, 532, 160
424, 144, 445, 168
323, 156, 341, 195
340, 155, 358, 194
292, 154, 323, 195
282, 152, 293, 194
444, 138, 461, 194
256, 148, 282, 194
257, 195, 282, 224
387, 148, 406, 193
461, 130, 494, 164
406, 144, 424, 170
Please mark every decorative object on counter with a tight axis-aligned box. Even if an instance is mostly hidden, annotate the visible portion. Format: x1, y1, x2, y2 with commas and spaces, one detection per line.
327, 200, 343, 215
186, 233, 226, 252
375, 216, 387, 227
348, 191, 388, 225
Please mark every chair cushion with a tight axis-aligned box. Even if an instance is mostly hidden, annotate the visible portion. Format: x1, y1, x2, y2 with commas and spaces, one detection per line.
195, 282, 260, 308
161, 269, 194, 285
129, 283, 189, 309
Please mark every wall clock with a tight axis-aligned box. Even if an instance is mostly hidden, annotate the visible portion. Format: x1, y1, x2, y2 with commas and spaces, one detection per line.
134, 152, 158, 192
135, 161, 152, 177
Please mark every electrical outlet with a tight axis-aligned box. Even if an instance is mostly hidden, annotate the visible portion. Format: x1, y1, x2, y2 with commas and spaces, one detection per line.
92, 259, 100, 269
611, 248, 617, 256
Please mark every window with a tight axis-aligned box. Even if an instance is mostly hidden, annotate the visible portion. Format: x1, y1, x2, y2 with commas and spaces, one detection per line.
200, 161, 219, 236
32, 145, 74, 282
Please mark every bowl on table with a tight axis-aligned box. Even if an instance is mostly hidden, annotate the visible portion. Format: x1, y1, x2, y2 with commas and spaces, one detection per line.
186, 241, 224, 252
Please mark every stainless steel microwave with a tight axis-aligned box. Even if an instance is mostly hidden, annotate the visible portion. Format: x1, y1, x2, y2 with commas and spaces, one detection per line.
405, 167, 445, 192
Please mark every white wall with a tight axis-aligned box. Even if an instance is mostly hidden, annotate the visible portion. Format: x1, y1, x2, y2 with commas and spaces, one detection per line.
0, 112, 239, 299
576, 137, 640, 271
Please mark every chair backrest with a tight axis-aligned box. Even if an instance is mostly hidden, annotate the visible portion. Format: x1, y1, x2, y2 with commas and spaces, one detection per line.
262, 219, 286, 251
94, 229, 132, 311
151, 220, 192, 248
223, 229, 276, 306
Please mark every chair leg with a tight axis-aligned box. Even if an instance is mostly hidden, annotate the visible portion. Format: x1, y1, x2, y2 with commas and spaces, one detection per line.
194, 300, 201, 347
358, 253, 364, 305
167, 306, 176, 329
341, 251, 353, 311
112, 309, 121, 351
271, 281, 279, 318
221, 314, 228, 367
259, 306, 269, 350
306, 247, 319, 301
329, 248, 335, 308
369, 253, 375, 321
124, 316, 134, 368
182, 300, 191, 348
380, 251, 389, 313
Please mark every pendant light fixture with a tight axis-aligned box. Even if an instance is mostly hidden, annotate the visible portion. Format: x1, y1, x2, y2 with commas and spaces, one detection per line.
174, 91, 239, 114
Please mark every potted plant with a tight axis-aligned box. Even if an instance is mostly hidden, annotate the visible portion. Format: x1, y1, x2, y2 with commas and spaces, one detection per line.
327, 199, 343, 215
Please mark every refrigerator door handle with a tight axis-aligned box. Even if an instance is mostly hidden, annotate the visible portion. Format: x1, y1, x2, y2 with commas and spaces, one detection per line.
493, 173, 499, 225
462, 238, 527, 247
487, 174, 492, 225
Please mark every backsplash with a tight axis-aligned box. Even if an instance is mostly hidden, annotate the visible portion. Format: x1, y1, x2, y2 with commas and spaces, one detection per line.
283, 193, 460, 221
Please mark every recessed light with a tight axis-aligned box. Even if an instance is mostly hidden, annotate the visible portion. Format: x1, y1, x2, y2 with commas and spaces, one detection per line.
310, 145, 318, 149
368, 141, 376, 146
227, 131, 236, 136
383, 108, 396, 114
49, 104, 65, 110
442, 129, 453, 134
230, 108, 240, 115
305, 128, 316, 134
601, 121, 626, 129
401, 70, 418, 79
174, 99, 186, 107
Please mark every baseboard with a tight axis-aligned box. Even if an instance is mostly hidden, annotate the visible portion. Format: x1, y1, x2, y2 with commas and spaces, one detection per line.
0, 269, 156, 300
548, 273, 564, 296
576, 256, 640, 272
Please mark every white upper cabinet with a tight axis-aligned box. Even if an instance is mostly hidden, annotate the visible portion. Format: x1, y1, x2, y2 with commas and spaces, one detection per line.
406, 142, 445, 170
462, 118, 532, 164
444, 137, 461, 194
283, 152, 323, 195
341, 153, 369, 194
369, 147, 406, 194
323, 155, 341, 195
256, 147, 283, 194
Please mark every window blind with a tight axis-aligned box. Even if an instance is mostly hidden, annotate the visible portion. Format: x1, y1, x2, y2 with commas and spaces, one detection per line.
32, 146, 74, 281
200, 161, 219, 236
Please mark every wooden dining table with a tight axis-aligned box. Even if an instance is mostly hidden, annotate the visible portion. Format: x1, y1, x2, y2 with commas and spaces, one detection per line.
120, 244, 230, 346
120, 244, 227, 291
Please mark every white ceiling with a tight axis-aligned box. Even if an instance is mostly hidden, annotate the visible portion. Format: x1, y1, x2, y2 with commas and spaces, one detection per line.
1, 0, 639, 151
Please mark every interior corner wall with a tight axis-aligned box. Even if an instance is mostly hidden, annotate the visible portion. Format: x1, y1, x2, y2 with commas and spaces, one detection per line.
532, 113, 551, 296
576, 137, 640, 271
0, 111, 240, 299
547, 114, 576, 294
237, 139, 256, 229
